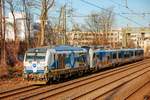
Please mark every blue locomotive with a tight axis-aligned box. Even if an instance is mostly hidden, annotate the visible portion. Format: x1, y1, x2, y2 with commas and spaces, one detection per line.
23, 45, 144, 84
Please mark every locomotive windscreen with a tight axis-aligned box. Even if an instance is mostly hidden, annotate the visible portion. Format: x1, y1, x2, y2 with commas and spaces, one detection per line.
25, 52, 46, 62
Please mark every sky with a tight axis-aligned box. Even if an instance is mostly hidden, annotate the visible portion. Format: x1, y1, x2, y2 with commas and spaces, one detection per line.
51, 0, 150, 28
5, 0, 150, 28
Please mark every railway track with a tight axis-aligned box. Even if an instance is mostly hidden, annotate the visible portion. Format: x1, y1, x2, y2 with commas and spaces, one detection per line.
123, 73, 150, 100
78, 68, 150, 100
19, 60, 150, 99
0, 59, 150, 100
42, 61, 150, 100
0, 85, 43, 99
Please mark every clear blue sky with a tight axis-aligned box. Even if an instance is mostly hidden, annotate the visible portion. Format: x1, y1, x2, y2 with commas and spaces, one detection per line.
52, 0, 150, 28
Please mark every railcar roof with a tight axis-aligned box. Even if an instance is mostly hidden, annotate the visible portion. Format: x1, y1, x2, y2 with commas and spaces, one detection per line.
120, 48, 143, 51
95, 49, 118, 52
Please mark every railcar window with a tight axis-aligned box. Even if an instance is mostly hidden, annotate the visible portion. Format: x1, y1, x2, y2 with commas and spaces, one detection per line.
127, 51, 130, 57
107, 55, 110, 61
124, 52, 127, 58
113, 53, 117, 59
65, 55, 70, 64
96, 54, 100, 60
138, 51, 140, 56
137, 51, 140, 56
140, 50, 143, 56
126, 52, 128, 58
99, 52, 103, 61
75, 53, 87, 63
139, 51, 140, 55
118, 52, 122, 58
125, 51, 129, 58
135, 51, 138, 56
109, 53, 112, 59
130, 51, 133, 56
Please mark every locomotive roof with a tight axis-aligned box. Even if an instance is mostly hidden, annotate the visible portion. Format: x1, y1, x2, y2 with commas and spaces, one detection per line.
52, 45, 86, 52
26, 45, 87, 54
27, 48, 48, 53
48, 45, 87, 54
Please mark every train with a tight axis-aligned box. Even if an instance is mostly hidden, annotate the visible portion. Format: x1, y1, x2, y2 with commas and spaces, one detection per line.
23, 45, 144, 84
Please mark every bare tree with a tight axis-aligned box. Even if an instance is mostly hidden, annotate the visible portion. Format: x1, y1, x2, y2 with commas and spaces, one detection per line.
99, 8, 114, 45
44, 20, 55, 45
0, 0, 7, 66
0, 0, 3, 64
84, 7, 115, 45
6, 0, 21, 65
38, 0, 54, 46
6, 0, 17, 41
85, 13, 101, 33
22, 0, 32, 48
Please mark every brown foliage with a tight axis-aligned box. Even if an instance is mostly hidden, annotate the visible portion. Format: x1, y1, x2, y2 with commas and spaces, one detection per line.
0, 41, 26, 79
0, 66, 8, 78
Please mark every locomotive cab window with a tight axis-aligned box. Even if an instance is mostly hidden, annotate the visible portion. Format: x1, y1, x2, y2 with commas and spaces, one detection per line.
25, 53, 35, 61
36, 53, 46, 61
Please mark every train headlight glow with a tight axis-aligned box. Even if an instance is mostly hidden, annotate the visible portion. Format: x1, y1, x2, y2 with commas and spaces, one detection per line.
23, 67, 27, 73
44, 66, 48, 73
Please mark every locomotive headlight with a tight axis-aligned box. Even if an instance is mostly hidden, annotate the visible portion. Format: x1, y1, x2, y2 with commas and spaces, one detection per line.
23, 67, 26, 73
44, 66, 48, 73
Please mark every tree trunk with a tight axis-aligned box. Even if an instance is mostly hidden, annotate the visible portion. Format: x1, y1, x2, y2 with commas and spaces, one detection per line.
40, 17, 46, 46
0, 0, 7, 66
12, 12, 19, 64
0, 0, 3, 64
40, 9, 47, 46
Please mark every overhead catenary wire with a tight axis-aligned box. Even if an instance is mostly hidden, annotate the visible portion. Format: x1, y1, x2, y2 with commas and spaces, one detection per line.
80, 0, 144, 27
109, 0, 149, 19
